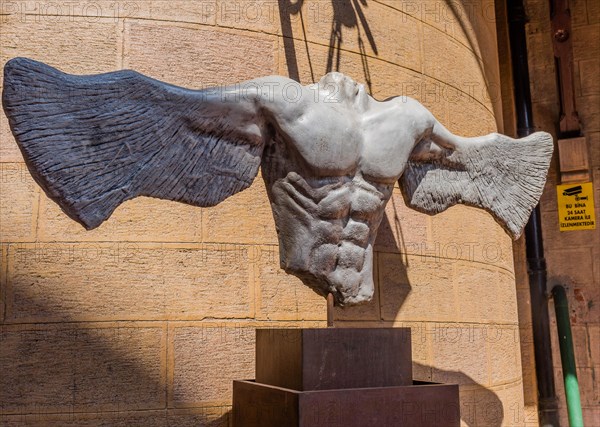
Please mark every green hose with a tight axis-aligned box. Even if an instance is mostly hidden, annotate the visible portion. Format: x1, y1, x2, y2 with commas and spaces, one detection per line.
552, 285, 584, 427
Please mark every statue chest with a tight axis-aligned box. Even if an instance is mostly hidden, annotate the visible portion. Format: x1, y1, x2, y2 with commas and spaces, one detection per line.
270, 105, 417, 183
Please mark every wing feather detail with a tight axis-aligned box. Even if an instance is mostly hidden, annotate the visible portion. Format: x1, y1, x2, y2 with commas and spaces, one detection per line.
399, 132, 553, 238
2, 58, 265, 229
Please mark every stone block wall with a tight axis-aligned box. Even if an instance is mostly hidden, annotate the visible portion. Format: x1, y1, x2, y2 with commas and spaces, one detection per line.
524, 0, 600, 425
1, 1, 528, 425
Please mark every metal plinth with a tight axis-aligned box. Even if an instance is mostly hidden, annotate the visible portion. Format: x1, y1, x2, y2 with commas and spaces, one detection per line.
233, 380, 460, 427
233, 328, 460, 427
256, 328, 412, 391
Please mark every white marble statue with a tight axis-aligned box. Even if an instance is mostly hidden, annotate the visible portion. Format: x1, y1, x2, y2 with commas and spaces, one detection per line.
2, 58, 553, 306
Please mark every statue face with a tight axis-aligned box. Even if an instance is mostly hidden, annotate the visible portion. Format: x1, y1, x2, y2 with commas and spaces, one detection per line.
318, 72, 367, 107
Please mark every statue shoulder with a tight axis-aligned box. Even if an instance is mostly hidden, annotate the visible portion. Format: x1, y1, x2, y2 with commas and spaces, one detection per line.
378, 96, 436, 131
244, 76, 306, 104
243, 77, 320, 123
384, 95, 427, 113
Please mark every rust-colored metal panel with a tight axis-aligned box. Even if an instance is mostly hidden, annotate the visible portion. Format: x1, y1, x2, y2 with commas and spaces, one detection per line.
233, 380, 460, 427
232, 380, 299, 427
256, 329, 304, 391
256, 328, 412, 391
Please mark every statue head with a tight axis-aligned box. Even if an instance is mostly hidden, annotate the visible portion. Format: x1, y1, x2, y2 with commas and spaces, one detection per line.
317, 72, 367, 107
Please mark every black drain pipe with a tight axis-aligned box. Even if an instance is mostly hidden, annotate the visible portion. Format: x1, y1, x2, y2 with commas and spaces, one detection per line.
507, 2, 560, 426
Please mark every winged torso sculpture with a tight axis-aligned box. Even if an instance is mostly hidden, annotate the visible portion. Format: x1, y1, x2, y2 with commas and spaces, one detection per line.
2, 58, 553, 306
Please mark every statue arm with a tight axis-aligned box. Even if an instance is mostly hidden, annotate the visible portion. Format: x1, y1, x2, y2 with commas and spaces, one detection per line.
398, 98, 553, 238
404, 99, 505, 162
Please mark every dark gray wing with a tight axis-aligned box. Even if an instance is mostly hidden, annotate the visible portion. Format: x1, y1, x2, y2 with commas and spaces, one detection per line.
3, 58, 267, 229
399, 131, 553, 239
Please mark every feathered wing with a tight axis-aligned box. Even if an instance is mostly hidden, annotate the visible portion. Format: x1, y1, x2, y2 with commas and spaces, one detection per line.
2, 58, 267, 229
399, 128, 554, 239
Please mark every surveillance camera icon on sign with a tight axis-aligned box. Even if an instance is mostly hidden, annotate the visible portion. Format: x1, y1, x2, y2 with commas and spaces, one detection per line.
562, 185, 583, 196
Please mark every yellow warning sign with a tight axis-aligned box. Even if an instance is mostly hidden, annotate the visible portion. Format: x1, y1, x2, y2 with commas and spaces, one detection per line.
556, 182, 596, 231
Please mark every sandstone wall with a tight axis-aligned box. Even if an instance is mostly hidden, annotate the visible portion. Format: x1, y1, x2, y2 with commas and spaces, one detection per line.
1, 1, 527, 425
523, 0, 600, 425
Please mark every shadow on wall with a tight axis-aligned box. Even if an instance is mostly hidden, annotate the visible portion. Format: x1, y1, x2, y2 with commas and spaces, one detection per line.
0, 188, 501, 427
0, 279, 502, 427
0, 206, 502, 424
419, 363, 505, 427
279, 0, 502, 119
0, 281, 232, 426
443, 1, 504, 123
0, 2, 505, 424
278, 0, 377, 92
377, 208, 504, 427
324, 0, 377, 92
277, 5, 506, 427
0, 302, 230, 427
